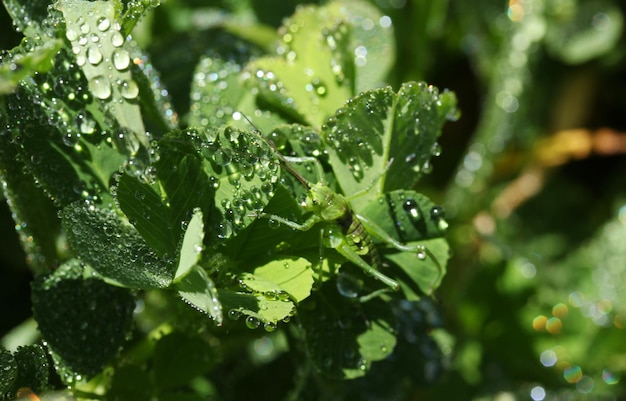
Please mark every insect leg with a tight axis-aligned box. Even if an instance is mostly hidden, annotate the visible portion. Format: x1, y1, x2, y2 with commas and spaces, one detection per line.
355, 213, 444, 277
254, 212, 318, 231
335, 240, 400, 291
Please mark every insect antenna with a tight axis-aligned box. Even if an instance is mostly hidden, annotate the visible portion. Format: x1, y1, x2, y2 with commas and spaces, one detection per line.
239, 113, 313, 191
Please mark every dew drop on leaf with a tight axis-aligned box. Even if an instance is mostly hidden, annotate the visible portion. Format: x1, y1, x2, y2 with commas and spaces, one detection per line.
112, 49, 130, 70
97, 17, 110, 31
110, 31, 124, 47
89, 75, 111, 100
245, 316, 260, 329
228, 309, 241, 320
87, 47, 103, 65
119, 79, 139, 99
216, 221, 233, 239
403, 198, 420, 220
336, 272, 362, 298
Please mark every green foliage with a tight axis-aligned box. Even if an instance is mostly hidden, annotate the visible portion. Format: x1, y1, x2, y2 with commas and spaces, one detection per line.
2, 0, 625, 400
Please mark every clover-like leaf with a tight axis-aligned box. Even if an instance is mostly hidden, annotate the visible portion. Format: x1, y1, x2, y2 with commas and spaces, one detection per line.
360, 190, 449, 297
322, 82, 458, 211
31, 260, 135, 379
57, 0, 148, 156
298, 281, 396, 379
175, 265, 223, 325
218, 289, 295, 327
61, 203, 173, 289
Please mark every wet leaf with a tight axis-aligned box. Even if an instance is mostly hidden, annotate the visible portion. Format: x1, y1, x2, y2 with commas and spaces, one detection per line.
359, 190, 449, 297
57, 0, 148, 156
298, 281, 396, 379
9, 345, 50, 396
31, 260, 134, 379
61, 203, 173, 289
250, 257, 314, 303
0, 350, 18, 397
0, 39, 63, 95
176, 208, 204, 280
322, 82, 458, 211
218, 289, 295, 326
175, 265, 223, 325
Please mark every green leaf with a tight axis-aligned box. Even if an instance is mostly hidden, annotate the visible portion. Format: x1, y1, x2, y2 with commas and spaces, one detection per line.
242, 0, 394, 128
0, 350, 18, 397
218, 289, 295, 326
116, 173, 177, 257
322, 82, 458, 211
61, 203, 173, 289
57, 0, 148, 156
9, 345, 50, 396
298, 281, 396, 379
0, 39, 63, 95
249, 257, 314, 303
244, 4, 353, 127
175, 265, 223, 325
360, 190, 449, 297
197, 126, 282, 239
188, 57, 286, 132
176, 208, 205, 280
153, 332, 214, 390
31, 260, 135, 379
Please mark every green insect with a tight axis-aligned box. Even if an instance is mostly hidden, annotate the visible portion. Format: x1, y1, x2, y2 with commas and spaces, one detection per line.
247, 124, 441, 301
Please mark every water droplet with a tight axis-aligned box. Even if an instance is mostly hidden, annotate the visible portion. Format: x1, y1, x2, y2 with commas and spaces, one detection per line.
403, 199, 420, 219
87, 47, 103, 65
416, 245, 427, 260
263, 322, 277, 332
268, 218, 280, 229
336, 272, 362, 298
89, 75, 111, 100
112, 49, 130, 70
422, 160, 433, 174
228, 309, 241, 320
216, 221, 233, 239
431, 142, 442, 157
119, 79, 139, 99
245, 316, 260, 329
110, 31, 124, 47
66, 29, 78, 41
212, 148, 231, 166
97, 17, 110, 32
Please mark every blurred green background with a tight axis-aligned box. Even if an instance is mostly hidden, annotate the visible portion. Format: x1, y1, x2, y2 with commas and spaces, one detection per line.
2, 0, 626, 400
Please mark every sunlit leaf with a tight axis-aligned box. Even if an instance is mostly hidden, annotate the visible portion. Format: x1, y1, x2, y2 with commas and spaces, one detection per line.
322, 82, 458, 211
175, 265, 223, 325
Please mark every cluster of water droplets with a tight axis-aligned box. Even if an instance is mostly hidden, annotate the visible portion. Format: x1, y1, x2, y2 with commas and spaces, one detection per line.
190, 57, 243, 128
64, 13, 137, 102
202, 127, 282, 239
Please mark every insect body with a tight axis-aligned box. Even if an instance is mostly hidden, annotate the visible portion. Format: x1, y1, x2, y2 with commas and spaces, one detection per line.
243, 121, 440, 300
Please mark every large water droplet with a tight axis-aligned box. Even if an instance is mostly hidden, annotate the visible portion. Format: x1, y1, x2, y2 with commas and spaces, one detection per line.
119, 79, 139, 99
87, 47, 103, 65
110, 31, 124, 47
97, 17, 110, 32
245, 316, 260, 329
112, 49, 130, 70
89, 75, 111, 99
216, 221, 233, 239
403, 198, 420, 220
336, 272, 362, 298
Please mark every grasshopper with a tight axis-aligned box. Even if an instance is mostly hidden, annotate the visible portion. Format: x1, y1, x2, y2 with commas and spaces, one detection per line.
244, 121, 440, 301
